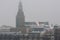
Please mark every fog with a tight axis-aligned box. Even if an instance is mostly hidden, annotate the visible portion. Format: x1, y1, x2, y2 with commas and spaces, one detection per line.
0, 0, 60, 27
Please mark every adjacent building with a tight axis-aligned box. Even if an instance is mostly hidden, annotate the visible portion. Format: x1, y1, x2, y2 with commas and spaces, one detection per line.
24, 22, 37, 33
0, 25, 14, 32
39, 22, 50, 31
42, 29, 54, 40
54, 25, 60, 40
24, 22, 45, 33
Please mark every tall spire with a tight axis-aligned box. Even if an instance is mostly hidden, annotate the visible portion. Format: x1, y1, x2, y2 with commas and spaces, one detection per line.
18, 0, 23, 11
16, 0, 25, 28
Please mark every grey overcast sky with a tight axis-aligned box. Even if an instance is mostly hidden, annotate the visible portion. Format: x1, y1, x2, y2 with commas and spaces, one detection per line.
0, 0, 60, 27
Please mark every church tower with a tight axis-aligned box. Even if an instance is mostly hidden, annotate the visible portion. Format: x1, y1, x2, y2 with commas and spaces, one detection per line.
16, 0, 25, 33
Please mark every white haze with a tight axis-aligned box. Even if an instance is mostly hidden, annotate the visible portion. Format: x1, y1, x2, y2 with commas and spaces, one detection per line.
0, 0, 60, 27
